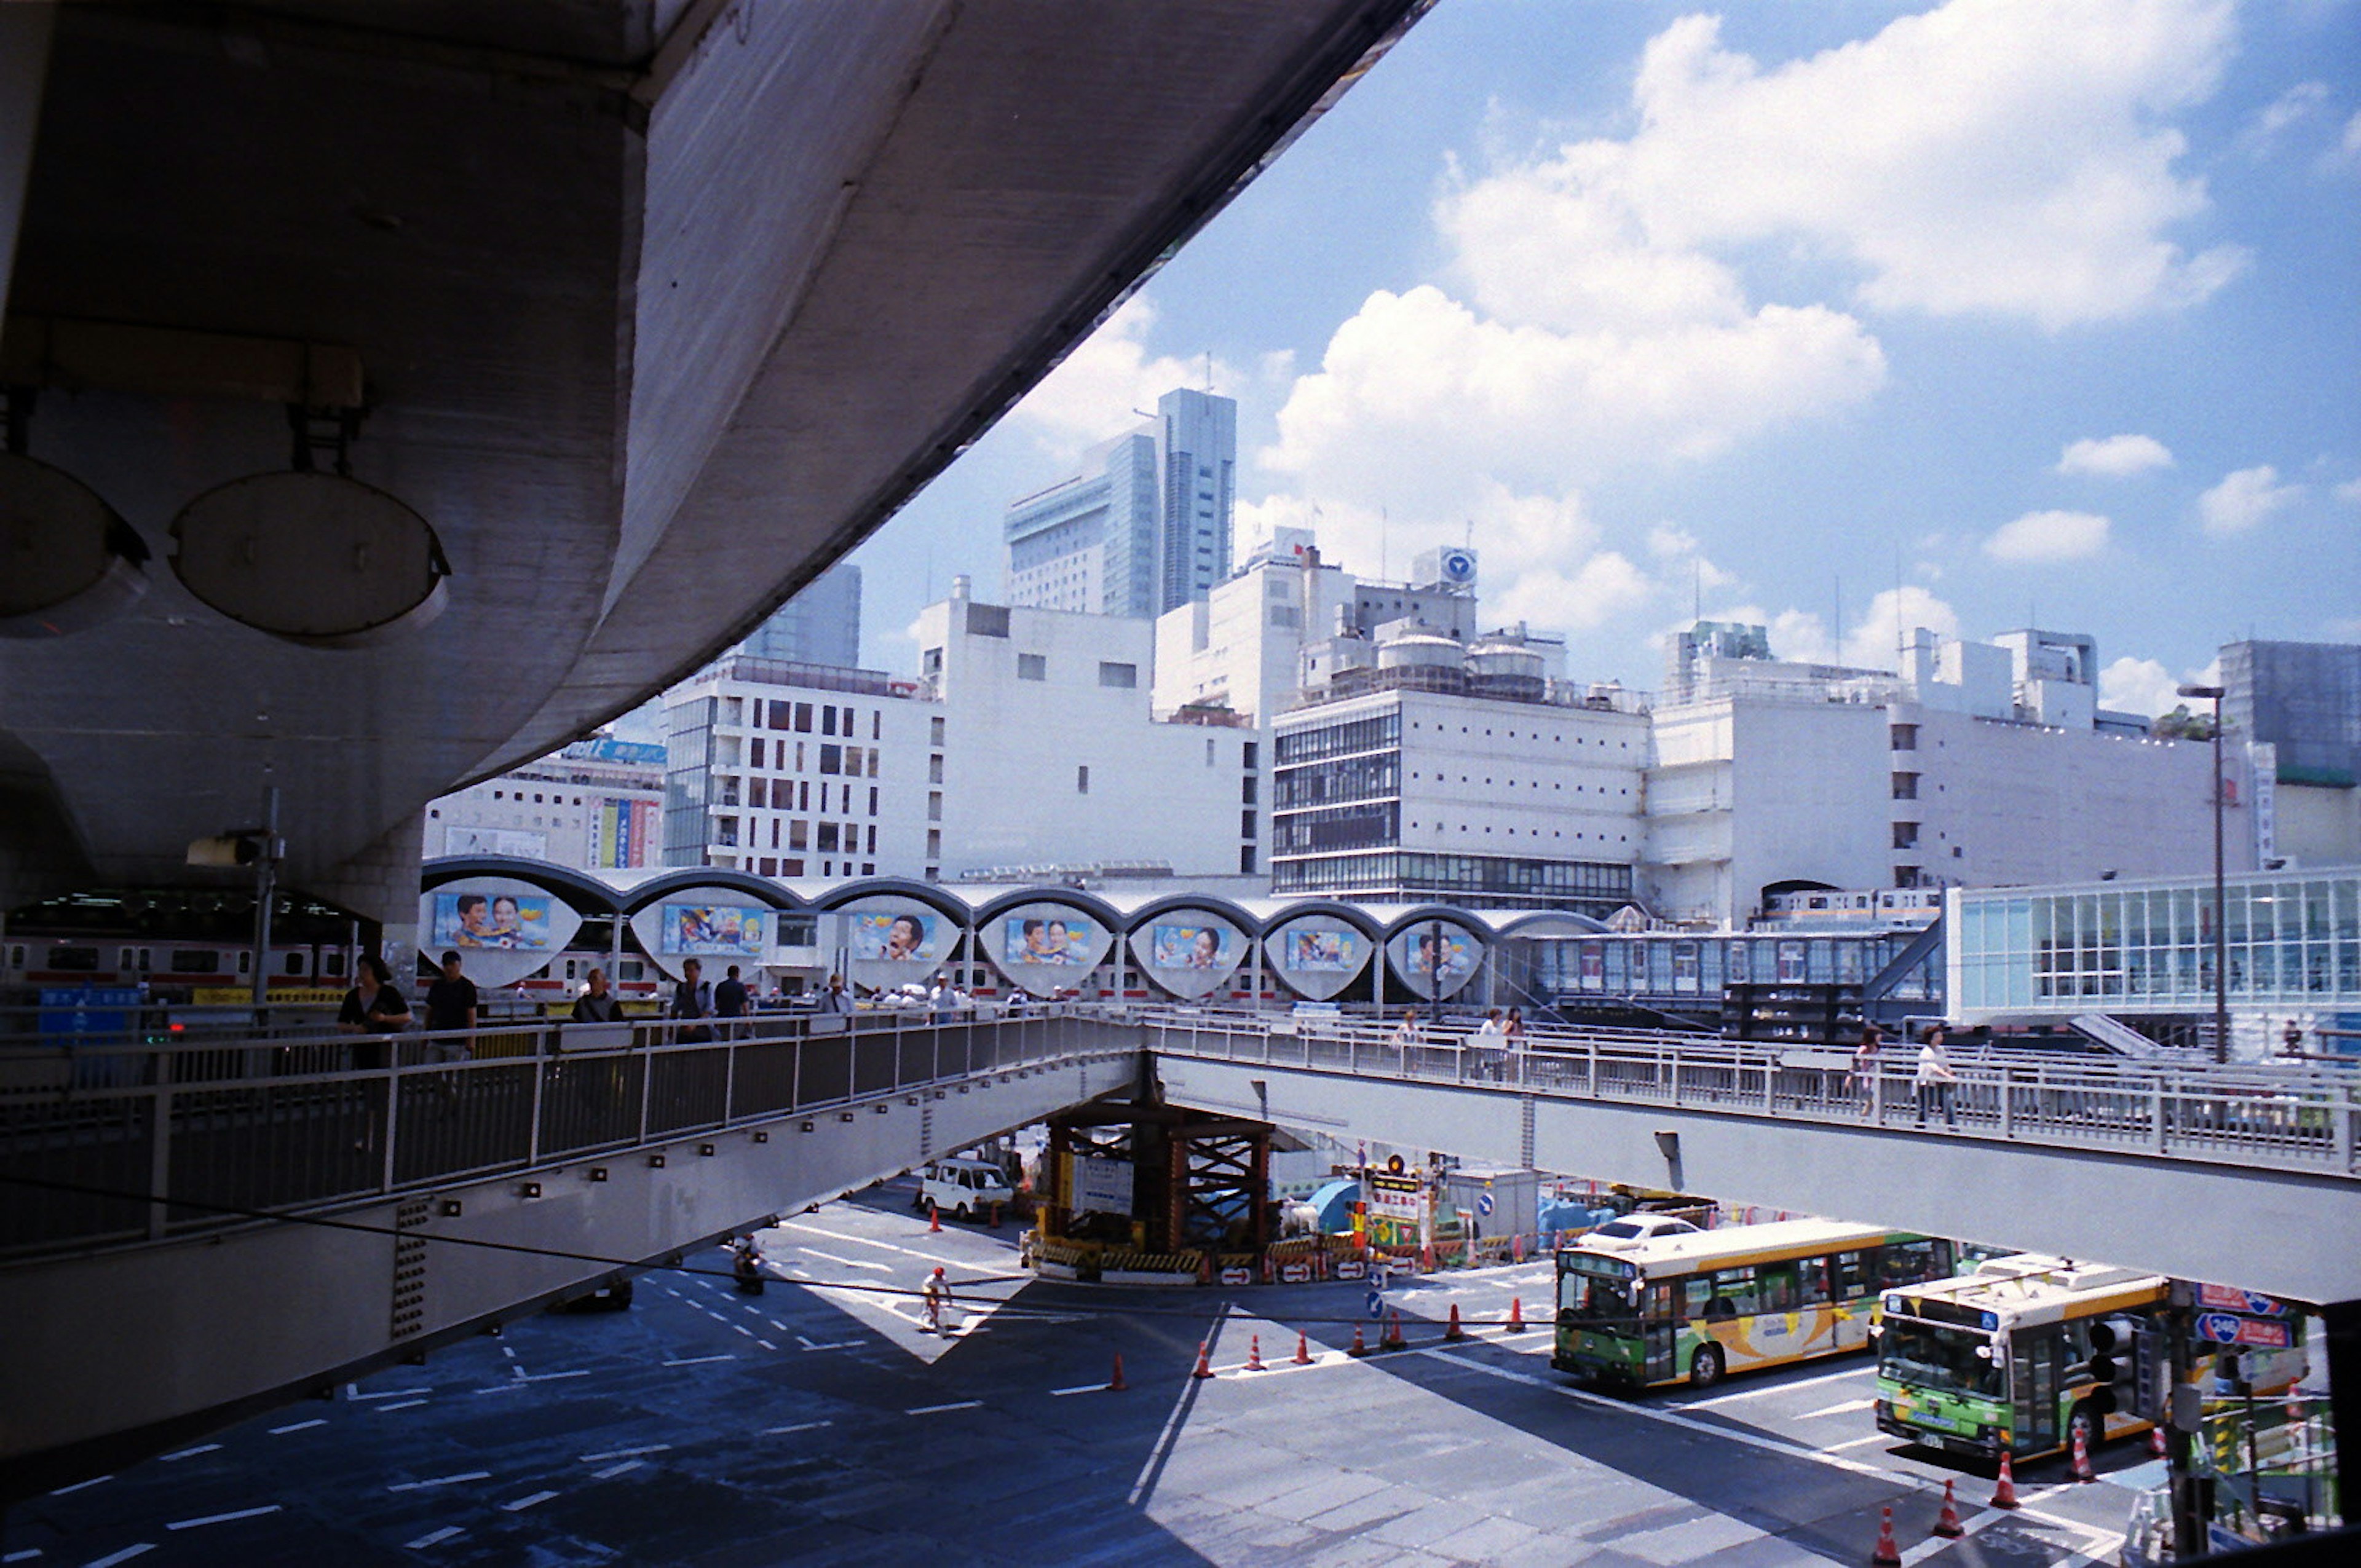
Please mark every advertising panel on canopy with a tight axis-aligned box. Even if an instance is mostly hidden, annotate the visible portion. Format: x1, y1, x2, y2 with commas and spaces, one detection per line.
989, 900, 1112, 993
415, 878, 584, 989
1386, 923, 1484, 1001
836, 897, 952, 991
1261, 915, 1369, 1001
626, 889, 776, 983
1127, 912, 1246, 999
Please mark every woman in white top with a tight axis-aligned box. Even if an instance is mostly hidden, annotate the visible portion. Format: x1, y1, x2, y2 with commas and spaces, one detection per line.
1913, 1027, 1959, 1130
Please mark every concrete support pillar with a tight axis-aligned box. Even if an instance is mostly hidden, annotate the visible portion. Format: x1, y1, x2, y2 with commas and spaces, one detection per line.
0, 1, 54, 323
304, 814, 425, 983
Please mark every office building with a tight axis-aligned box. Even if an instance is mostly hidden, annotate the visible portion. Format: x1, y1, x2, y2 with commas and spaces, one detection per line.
1005, 387, 1235, 619
425, 738, 666, 870
738, 562, 862, 669
2222, 639, 2361, 868
1645, 623, 2254, 928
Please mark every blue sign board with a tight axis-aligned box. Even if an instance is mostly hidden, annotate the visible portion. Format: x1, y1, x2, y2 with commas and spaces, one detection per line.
1366, 1289, 1383, 1320
2195, 1312, 2295, 1350
39, 987, 141, 1039
1476, 1192, 1495, 1218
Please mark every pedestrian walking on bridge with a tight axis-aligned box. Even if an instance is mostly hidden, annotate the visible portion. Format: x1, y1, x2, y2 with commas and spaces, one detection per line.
1913, 1026, 1958, 1130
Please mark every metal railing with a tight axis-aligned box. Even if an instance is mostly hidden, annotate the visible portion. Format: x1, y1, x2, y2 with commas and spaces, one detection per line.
1136, 1009, 2361, 1176
0, 1007, 1127, 1260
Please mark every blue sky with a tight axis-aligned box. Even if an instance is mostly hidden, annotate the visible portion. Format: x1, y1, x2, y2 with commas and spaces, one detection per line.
847, 0, 2361, 714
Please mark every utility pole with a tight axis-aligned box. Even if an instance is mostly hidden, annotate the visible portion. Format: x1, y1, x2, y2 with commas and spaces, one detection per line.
248, 784, 282, 1010
2178, 684, 2229, 1062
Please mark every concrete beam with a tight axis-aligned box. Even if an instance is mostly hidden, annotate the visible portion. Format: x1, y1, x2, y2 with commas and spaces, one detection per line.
1151, 1055, 2361, 1306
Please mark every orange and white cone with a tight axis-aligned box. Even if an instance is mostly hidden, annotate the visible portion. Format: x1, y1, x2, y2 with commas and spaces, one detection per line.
1506, 1296, 1527, 1333
1931, 1480, 1964, 1538
1347, 1322, 1370, 1357
1382, 1310, 1407, 1352
2071, 1423, 2097, 1483
1870, 1505, 1902, 1567
1108, 1352, 1127, 1392
1990, 1450, 2021, 1510
1293, 1331, 1313, 1365
1245, 1334, 1267, 1372
2149, 1426, 2167, 1458
1445, 1303, 1468, 1342
928, 1203, 941, 1234
1190, 1339, 1214, 1379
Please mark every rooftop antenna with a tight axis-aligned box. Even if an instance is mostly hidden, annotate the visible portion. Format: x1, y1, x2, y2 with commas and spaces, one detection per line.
1832, 575, 1843, 666
1203, 350, 1214, 393
1379, 506, 1388, 581
1692, 561, 1702, 623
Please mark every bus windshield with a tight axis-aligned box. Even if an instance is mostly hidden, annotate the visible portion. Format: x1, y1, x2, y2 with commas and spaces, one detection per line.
1878, 1320, 2004, 1400
1558, 1255, 1639, 1323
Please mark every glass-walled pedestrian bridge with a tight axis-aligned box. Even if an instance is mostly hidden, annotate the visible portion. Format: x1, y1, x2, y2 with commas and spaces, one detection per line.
4, 1006, 2356, 1495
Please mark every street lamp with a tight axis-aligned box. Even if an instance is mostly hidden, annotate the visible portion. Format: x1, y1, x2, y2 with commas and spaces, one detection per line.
2178, 683, 2229, 1063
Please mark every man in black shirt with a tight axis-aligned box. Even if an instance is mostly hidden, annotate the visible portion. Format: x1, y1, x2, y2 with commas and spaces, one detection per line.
424, 950, 479, 1063
336, 955, 411, 1070
714, 963, 748, 1036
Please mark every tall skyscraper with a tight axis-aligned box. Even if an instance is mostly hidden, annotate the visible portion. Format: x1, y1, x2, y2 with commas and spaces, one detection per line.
740, 562, 861, 669
1004, 387, 1235, 619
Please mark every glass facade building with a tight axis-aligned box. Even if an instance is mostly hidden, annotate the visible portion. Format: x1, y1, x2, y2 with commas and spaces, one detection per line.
1949, 867, 2361, 1019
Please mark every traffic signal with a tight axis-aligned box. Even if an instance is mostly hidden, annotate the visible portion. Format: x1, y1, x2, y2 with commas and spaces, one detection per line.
2080, 1321, 2121, 1416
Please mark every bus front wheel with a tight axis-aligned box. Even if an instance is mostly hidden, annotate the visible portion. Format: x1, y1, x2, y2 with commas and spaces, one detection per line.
1690, 1345, 1725, 1389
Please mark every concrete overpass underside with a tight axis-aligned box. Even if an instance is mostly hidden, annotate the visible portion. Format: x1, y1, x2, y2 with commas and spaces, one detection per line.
0, 0, 1423, 905
1150, 1054, 2361, 1309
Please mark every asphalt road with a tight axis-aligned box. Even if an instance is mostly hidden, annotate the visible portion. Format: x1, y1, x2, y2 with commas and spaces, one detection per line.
4, 1187, 2155, 1566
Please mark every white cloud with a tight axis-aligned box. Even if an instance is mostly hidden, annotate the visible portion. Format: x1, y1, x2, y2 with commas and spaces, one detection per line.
2198, 464, 2303, 535
2328, 109, 2361, 172
1599, 0, 2247, 329
2335, 477, 2361, 505
1841, 585, 1961, 669
2057, 433, 2174, 476
1489, 552, 1656, 631
1986, 509, 2113, 562
2240, 81, 2331, 158
1012, 297, 1241, 462
2100, 655, 2182, 716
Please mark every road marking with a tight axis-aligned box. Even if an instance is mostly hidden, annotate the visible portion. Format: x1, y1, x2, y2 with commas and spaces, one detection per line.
376, 1398, 430, 1412
4, 1549, 42, 1561
1683, 1365, 1870, 1408
801, 1248, 892, 1272
405, 1527, 464, 1550
775, 1219, 973, 1268
796, 1336, 862, 1352
1827, 1433, 1891, 1452
348, 1387, 432, 1401
579, 1444, 671, 1463
82, 1546, 152, 1567
500, 1490, 559, 1512
517, 1369, 590, 1384
732, 1324, 753, 1337
757, 1339, 778, 1350
1800, 1398, 1877, 1419
387, 1471, 492, 1492
904, 1400, 983, 1416
1051, 1382, 1113, 1396
166, 1505, 283, 1531
159, 1443, 221, 1462
48, 1476, 110, 1495
762, 1420, 833, 1436
268, 1419, 326, 1435
591, 1460, 644, 1479
500, 1346, 517, 1358
662, 1353, 737, 1366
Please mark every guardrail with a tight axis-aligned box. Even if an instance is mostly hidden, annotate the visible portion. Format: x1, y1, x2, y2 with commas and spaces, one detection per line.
1137, 1010, 2361, 1176
0, 1007, 1126, 1261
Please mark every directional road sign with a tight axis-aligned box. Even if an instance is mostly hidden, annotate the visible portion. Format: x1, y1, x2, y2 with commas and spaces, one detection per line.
1476, 1192, 1495, 1218
1366, 1289, 1384, 1320
2194, 1312, 2295, 1350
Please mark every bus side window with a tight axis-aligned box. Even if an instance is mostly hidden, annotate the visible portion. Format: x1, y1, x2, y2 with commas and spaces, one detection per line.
1680, 1278, 1711, 1322
1798, 1259, 1832, 1307
1643, 1283, 1675, 1323
1757, 1262, 1800, 1313
1712, 1266, 1758, 1316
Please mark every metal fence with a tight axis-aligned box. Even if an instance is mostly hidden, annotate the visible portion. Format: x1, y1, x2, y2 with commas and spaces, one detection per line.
1137, 1009, 2361, 1176
0, 1008, 1126, 1259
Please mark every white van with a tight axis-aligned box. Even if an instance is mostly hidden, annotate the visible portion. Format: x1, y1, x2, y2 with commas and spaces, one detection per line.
914, 1156, 1016, 1222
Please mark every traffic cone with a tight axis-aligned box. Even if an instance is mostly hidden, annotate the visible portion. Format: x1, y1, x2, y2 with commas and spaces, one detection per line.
1870, 1505, 1902, 1567
1190, 1339, 1214, 1379
1347, 1323, 1370, 1358
1990, 1450, 2021, 1510
1421, 1242, 1434, 1271
1245, 1334, 1267, 1372
1382, 1310, 1407, 1351
1931, 1479, 1964, 1538
2071, 1422, 2097, 1483
1108, 1352, 1127, 1392
1445, 1303, 1468, 1342
928, 1203, 941, 1234
1506, 1296, 1527, 1333
1293, 1331, 1313, 1365
2149, 1426, 2167, 1458
990, 1202, 1002, 1230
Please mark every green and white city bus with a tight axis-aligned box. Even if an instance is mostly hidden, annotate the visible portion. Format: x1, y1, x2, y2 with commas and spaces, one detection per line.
1873, 1254, 2172, 1460
1555, 1219, 1953, 1389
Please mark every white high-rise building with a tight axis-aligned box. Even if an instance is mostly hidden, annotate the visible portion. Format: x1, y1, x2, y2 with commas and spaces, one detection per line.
424, 739, 666, 870
1005, 387, 1235, 620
